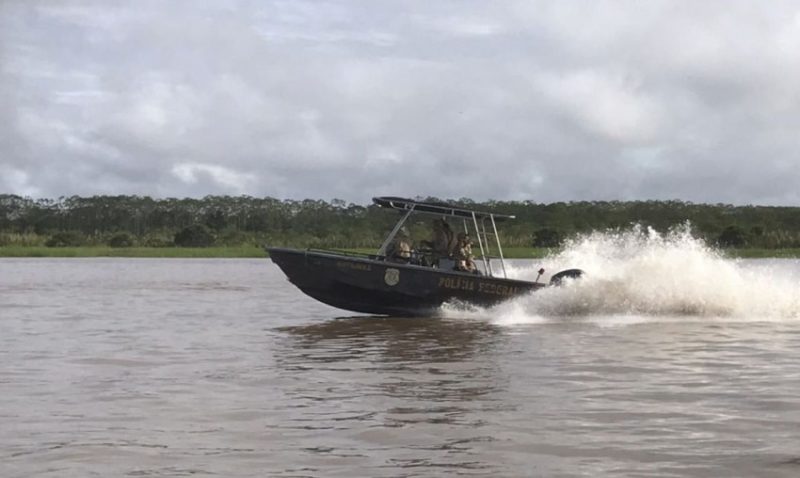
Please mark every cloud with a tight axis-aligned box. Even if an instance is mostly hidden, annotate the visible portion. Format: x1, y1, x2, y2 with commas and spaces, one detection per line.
2, 0, 800, 205
171, 162, 256, 195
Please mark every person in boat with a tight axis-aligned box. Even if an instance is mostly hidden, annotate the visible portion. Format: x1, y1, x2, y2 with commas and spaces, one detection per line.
440, 219, 456, 256
453, 232, 477, 273
386, 227, 413, 263
420, 218, 454, 257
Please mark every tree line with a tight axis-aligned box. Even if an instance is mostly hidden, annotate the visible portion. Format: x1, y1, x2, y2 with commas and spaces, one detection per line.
1, 194, 800, 249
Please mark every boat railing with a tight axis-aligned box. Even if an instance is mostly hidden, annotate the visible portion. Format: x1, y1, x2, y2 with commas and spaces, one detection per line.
306, 248, 382, 260
308, 247, 438, 265
371, 198, 512, 279
306, 246, 512, 278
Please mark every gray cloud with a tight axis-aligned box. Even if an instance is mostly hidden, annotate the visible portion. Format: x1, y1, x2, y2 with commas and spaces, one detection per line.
2, 0, 800, 204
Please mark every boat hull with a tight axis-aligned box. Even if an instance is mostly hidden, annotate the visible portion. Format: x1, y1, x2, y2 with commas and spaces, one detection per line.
267, 247, 544, 316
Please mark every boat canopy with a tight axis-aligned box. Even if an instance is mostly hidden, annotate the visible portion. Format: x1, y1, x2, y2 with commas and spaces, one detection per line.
373, 196, 514, 279
373, 197, 515, 220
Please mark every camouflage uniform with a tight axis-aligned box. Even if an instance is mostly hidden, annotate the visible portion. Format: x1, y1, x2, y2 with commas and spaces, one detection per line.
396, 237, 412, 260
387, 231, 412, 263
432, 219, 453, 255
453, 233, 476, 272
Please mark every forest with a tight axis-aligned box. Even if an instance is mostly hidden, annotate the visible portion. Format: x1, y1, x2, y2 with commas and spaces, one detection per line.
1, 194, 800, 250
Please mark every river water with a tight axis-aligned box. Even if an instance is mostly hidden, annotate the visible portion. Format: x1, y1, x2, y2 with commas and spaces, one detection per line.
2, 250, 800, 476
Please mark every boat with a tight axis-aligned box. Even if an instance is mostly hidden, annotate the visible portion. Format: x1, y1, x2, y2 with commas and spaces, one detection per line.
267, 197, 582, 316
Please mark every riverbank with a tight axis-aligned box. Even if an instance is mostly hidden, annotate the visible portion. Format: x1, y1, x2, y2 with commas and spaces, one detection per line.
0, 246, 267, 258
2, 246, 800, 259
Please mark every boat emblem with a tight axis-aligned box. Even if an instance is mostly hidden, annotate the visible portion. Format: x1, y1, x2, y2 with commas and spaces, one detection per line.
384, 268, 400, 286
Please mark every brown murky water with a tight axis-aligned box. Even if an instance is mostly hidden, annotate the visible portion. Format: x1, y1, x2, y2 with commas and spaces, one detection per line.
2, 258, 800, 477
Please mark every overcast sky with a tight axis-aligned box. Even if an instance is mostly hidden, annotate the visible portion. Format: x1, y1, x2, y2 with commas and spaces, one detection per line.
2, 1, 800, 205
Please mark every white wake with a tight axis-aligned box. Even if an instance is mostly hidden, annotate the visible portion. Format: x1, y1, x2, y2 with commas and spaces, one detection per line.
441, 225, 800, 324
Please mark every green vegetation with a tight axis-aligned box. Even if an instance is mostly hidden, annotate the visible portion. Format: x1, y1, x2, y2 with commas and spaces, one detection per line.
108, 232, 135, 248
0, 246, 267, 258
725, 248, 800, 259
173, 224, 215, 247
2, 245, 799, 259
44, 231, 85, 247
2, 194, 800, 258
498, 247, 553, 259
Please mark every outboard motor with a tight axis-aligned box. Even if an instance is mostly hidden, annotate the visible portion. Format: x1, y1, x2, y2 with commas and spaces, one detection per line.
534, 268, 546, 283
549, 268, 584, 286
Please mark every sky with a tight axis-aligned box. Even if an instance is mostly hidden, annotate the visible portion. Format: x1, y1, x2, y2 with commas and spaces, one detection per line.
2, 0, 800, 205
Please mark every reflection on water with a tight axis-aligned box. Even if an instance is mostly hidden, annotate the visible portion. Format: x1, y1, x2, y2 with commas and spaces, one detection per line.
278, 316, 502, 363
278, 317, 507, 401
272, 317, 511, 475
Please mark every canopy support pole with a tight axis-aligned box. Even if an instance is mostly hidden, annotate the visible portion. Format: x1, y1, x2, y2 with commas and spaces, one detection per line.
377, 207, 414, 256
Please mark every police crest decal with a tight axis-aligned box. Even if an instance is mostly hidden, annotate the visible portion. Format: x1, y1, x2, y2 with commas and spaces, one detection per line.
384, 268, 400, 286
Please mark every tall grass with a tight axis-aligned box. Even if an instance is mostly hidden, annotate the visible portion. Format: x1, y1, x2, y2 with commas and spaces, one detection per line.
0, 233, 45, 247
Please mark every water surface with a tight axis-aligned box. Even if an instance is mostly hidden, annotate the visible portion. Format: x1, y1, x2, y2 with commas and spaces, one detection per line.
2, 257, 800, 477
